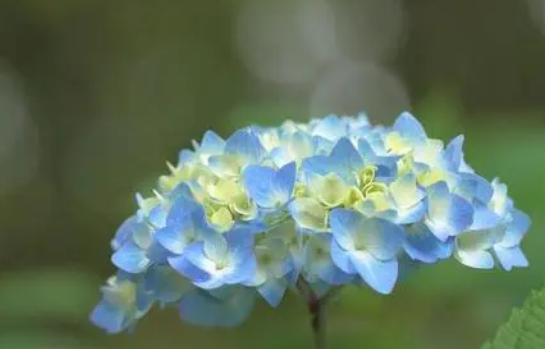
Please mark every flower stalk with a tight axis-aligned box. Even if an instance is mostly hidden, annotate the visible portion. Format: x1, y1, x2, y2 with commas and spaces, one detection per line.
309, 296, 327, 349
297, 278, 328, 349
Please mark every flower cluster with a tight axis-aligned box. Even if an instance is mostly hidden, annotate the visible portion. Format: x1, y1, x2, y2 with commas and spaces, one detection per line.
91, 113, 530, 333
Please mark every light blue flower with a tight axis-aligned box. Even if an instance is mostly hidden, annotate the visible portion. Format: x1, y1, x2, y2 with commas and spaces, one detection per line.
403, 223, 453, 263
169, 228, 256, 289
424, 181, 474, 241
250, 235, 292, 306
92, 112, 530, 332
329, 209, 404, 294
208, 129, 265, 178
154, 196, 213, 255
242, 161, 297, 210
494, 208, 530, 270
303, 234, 353, 285
111, 221, 167, 274
90, 275, 153, 333
454, 179, 530, 270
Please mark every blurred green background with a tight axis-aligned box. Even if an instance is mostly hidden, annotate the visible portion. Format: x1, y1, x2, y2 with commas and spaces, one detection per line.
0, 0, 544, 348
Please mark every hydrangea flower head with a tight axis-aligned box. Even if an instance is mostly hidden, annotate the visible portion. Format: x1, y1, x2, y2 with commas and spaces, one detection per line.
91, 112, 530, 333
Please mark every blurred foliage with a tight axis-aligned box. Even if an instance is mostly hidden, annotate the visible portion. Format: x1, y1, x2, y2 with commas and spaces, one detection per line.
0, 1, 544, 349
481, 283, 545, 349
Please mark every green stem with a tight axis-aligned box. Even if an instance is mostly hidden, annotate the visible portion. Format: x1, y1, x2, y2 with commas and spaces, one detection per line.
297, 279, 328, 349
309, 297, 327, 349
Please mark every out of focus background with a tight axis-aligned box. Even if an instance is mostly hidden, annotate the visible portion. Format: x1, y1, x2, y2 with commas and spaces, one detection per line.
0, 1, 544, 348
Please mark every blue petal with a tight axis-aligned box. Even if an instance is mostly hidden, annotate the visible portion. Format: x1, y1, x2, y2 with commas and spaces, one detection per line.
302, 155, 338, 178
226, 228, 255, 252
258, 279, 287, 307
393, 112, 427, 142
146, 241, 170, 264
330, 240, 356, 274
469, 203, 501, 231
227, 256, 256, 285
243, 165, 276, 206
131, 223, 153, 250
312, 135, 335, 155
312, 115, 348, 141
90, 300, 126, 333
396, 200, 427, 224
317, 259, 353, 285
111, 216, 137, 250
403, 224, 453, 263
166, 196, 203, 227
500, 209, 531, 248
168, 251, 211, 284
426, 181, 474, 241
494, 246, 528, 271
329, 138, 364, 172
167, 182, 194, 201
199, 130, 225, 155
444, 135, 464, 170
350, 252, 399, 294
455, 173, 493, 204
111, 242, 150, 274
329, 209, 358, 250
243, 162, 296, 208
179, 287, 255, 327
178, 149, 196, 165
455, 249, 495, 269
274, 162, 297, 201
224, 129, 265, 163
330, 209, 404, 260
449, 194, 475, 232
155, 225, 190, 255
357, 138, 377, 159
147, 204, 167, 228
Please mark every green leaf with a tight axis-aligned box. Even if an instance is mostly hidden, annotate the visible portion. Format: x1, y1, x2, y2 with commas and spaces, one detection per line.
481, 286, 545, 349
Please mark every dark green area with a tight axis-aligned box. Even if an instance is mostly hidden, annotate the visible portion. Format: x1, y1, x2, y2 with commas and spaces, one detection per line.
0, 1, 544, 348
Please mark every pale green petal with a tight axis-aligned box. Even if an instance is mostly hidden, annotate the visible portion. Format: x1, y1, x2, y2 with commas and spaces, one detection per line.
417, 168, 449, 187
208, 179, 243, 204
309, 173, 351, 208
362, 182, 387, 197
343, 187, 364, 208
230, 193, 257, 220
456, 228, 504, 252
290, 198, 329, 231
390, 174, 421, 208
209, 207, 234, 232
102, 278, 137, 310
385, 132, 412, 154
359, 165, 377, 187
396, 154, 415, 177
